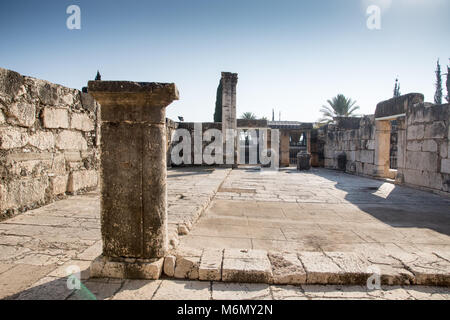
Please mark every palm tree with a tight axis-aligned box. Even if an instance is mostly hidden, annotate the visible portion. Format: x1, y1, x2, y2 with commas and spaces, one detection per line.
241, 112, 258, 120
319, 94, 360, 124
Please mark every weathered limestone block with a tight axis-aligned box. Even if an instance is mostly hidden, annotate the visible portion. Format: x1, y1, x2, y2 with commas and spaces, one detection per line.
441, 159, 450, 174
51, 154, 66, 174
376, 93, 424, 119
49, 174, 68, 196
55, 131, 88, 151
199, 249, 223, 281
222, 249, 272, 283
0, 110, 5, 123
0, 67, 24, 99
405, 151, 438, 172
403, 168, 443, 190
88, 81, 178, 265
365, 254, 414, 285
42, 107, 69, 129
163, 255, 176, 277
28, 131, 54, 150
407, 125, 424, 140
67, 170, 98, 193
71, 113, 94, 132
0, 177, 48, 211
407, 141, 422, 152
298, 252, 343, 284
174, 256, 200, 280
391, 252, 450, 286
6, 102, 35, 127
360, 150, 374, 164
268, 252, 306, 285
424, 122, 447, 139
0, 127, 28, 149
422, 140, 438, 153
90, 255, 163, 280
327, 252, 372, 285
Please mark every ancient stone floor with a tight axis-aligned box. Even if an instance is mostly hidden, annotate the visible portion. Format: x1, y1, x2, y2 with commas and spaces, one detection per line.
1, 167, 450, 300
180, 167, 450, 255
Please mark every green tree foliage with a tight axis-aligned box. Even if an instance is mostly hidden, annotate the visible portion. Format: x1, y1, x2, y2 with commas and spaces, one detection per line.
241, 112, 258, 120
319, 94, 360, 124
435, 59, 443, 105
446, 63, 450, 103
393, 78, 401, 97
95, 70, 101, 81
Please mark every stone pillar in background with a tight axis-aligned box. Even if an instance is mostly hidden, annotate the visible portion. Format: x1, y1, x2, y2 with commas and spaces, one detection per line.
395, 117, 407, 183
88, 81, 179, 279
280, 131, 290, 167
374, 120, 391, 178
221, 72, 238, 165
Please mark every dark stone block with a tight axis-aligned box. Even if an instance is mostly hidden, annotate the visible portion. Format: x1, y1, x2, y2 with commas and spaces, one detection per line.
376, 93, 424, 119
0, 67, 24, 98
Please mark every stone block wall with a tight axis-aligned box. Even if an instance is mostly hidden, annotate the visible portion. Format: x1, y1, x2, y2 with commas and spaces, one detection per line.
0, 67, 100, 220
323, 116, 377, 176
398, 102, 450, 192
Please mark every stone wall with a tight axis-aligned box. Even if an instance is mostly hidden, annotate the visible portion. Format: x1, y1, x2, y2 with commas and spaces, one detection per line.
0, 67, 99, 220
322, 94, 450, 194
398, 102, 450, 192
323, 116, 377, 176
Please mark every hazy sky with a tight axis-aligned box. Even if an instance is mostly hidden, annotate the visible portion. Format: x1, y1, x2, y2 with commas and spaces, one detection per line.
0, 0, 448, 122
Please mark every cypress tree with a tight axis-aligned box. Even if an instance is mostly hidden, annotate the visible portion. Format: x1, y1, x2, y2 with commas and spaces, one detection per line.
446, 63, 450, 103
393, 78, 401, 97
434, 59, 443, 104
213, 80, 223, 122
95, 70, 101, 81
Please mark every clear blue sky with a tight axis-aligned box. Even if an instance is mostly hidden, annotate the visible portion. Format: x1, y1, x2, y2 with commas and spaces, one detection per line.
1, 0, 448, 122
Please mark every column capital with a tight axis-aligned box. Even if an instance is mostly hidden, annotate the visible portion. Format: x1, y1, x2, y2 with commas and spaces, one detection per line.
88, 81, 179, 123
88, 81, 179, 108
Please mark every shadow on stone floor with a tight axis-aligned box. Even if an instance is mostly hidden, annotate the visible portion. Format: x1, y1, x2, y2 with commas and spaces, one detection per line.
309, 169, 450, 237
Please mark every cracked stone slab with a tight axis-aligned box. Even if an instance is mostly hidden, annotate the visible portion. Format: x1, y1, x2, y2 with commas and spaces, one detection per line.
199, 249, 223, 281
174, 256, 200, 280
391, 252, 450, 286
222, 249, 272, 283
326, 252, 373, 285
268, 252, 306, 285
298, 252, 343, 284
365, 254, 415, 285
90, 255, 163, 280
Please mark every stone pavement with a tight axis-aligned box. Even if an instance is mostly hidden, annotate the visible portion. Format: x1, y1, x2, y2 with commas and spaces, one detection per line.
180, 167, 450, 254
0, 167, 228, 299
1, 167, 450, 299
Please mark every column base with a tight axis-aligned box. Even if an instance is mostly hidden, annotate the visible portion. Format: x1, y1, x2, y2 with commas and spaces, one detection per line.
90, 255, 164, 280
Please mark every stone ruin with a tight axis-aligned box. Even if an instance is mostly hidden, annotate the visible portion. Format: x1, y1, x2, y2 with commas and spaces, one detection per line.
1, 67, 449, 222
1, 66, 449, 280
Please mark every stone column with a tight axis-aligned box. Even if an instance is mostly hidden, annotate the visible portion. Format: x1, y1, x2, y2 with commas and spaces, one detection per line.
280, 131, 290, 167
374, 120, 391, 178
221, 72, 238, 165
88, 81, 179, 279
395, 117, 407, 183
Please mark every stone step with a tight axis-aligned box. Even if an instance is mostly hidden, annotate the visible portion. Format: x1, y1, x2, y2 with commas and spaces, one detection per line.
161, 248, 450, 287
